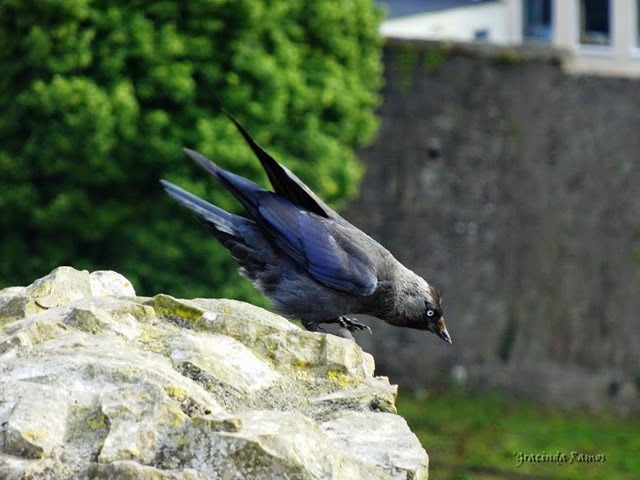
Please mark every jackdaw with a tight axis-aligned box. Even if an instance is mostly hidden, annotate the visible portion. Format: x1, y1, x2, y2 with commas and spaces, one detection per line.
161, 113, 451, 344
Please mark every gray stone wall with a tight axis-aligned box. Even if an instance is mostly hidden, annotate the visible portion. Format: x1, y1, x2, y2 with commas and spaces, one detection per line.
348, 40, 640, 411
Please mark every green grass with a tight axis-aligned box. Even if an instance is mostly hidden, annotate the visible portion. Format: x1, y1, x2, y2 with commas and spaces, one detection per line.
397, 390, 640, 479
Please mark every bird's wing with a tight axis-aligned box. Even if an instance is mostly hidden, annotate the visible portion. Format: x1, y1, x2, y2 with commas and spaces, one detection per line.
183, 147, 377, 296
258, 194, 378, 296
223, 110, 335, 219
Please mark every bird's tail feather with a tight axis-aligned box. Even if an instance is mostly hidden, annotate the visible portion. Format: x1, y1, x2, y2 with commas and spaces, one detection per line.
182, 148, 265, 221
161, 179, 269, 274
160, 179, 243, 236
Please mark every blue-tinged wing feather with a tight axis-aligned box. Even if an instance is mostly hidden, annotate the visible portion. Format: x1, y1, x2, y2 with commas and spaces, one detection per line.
258, 195, 377, 296
222, 110, 333, 218
299, 214, 377, 295
258, 196, 307, 266
182, 147, 377, 296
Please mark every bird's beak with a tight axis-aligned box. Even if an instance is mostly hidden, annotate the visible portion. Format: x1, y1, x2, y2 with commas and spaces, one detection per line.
437, 317, 452, 344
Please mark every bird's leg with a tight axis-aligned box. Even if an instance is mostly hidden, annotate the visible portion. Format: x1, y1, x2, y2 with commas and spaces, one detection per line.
338, 316, 372, 334
301, 319, 331, 334
300, 318, 360, 340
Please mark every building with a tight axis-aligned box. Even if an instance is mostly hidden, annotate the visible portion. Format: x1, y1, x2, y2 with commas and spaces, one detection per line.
379, 0, 640, 76
380, 1, 509, 43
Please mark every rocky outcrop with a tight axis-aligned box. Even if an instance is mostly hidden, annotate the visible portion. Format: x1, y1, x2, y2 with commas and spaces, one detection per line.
0, 267, 428, 479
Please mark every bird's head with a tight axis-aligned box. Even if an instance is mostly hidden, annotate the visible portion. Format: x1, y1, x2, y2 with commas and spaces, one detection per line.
393, 270, 452, 344
423, 297, 451, 344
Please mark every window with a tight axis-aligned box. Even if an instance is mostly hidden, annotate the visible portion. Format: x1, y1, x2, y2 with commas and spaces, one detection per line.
579, 0, 610, 46
523, 0, 552, 41
474, 29, 489, 41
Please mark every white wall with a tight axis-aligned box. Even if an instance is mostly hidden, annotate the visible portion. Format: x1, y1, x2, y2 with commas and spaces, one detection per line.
382, 0, 640, 77
381, 2, 510, 43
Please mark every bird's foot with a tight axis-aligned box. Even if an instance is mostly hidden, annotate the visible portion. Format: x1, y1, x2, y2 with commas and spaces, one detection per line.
338, 316, 372, 334
301, 322, 354, 340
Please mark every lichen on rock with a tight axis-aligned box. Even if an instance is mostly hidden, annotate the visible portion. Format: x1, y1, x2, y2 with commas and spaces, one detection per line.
0, 266, 428, 479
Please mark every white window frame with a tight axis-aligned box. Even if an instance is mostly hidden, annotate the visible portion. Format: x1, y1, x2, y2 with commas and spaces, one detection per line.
633, 0, 640, 57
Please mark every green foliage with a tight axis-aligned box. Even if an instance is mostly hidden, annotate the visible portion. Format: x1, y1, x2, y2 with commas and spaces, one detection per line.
423, 44, 448, 73
494, 47, 524, 65
394, 43, 448, 92
395, 46, 420, 92
0, 0, 383, 300
398, 390, 640, 479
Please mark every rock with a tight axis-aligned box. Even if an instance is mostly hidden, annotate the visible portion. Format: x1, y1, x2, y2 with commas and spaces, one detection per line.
89, 270, 137, 297
0, 286, 25, 303
0, 267, 429, 479
0, 267, 136, 326
3, 384, 68, 459
85, 461, 208, 479
322, 412, 430, 479
0, 266, 91, 323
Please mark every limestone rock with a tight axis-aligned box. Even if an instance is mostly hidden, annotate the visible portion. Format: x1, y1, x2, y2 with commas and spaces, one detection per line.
0, 267, 136, 325
89, 270, 137, 297
0, 267, 428, 479
322, 412, 430, 479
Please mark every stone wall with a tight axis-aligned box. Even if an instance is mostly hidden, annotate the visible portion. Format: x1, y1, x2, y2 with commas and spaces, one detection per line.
348, 40, 640, 411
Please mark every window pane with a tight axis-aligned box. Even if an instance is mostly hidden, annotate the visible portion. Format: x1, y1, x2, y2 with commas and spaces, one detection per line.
523, 0, 552, 41
580, 0, 610, 46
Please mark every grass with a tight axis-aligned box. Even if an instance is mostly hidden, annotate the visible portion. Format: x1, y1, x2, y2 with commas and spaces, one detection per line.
397, 390, 640, 479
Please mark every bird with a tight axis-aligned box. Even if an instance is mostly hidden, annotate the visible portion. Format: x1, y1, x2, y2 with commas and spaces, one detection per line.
161, 112, 451, 344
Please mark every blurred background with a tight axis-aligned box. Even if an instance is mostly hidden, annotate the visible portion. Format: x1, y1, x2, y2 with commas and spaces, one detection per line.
1, 0, 638, 478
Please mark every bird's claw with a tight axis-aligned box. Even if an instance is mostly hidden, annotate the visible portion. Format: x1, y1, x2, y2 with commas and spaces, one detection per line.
338, 316, 372, 334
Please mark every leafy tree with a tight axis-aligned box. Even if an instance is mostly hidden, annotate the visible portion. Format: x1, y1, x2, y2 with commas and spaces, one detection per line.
0, 0, 383, 301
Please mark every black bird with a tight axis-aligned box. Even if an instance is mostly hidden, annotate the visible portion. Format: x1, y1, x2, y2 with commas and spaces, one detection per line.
161, 113, 451, 343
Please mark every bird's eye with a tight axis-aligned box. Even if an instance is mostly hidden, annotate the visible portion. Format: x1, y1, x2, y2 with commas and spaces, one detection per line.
426, 309, 435, 317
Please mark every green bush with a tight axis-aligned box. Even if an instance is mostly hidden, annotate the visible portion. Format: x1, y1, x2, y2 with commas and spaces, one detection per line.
0, 0, 383, 301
